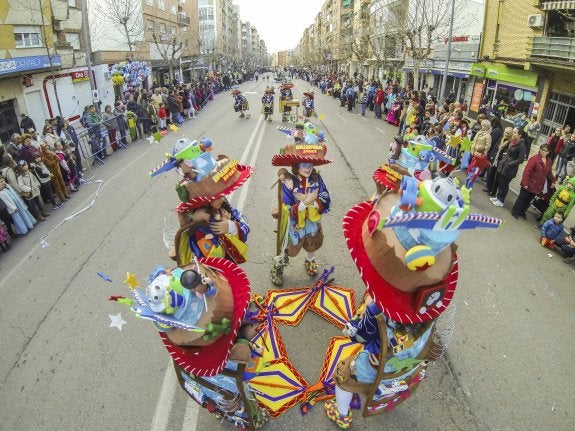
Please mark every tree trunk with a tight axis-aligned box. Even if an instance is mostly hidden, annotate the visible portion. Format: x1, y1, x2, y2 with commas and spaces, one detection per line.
413, 59, 420, 91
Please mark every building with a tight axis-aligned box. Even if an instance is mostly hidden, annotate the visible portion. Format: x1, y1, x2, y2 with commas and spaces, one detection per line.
0, 0, 90, 141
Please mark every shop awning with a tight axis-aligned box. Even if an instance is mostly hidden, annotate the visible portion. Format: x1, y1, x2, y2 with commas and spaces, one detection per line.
430, 69, 470, 78
470, 62, 538, 87
541, 1, 575, 10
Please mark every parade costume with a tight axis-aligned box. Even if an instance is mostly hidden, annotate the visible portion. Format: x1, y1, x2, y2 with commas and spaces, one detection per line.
232, 88, 251, 119
270, 130, 332, 285
150, 138, 252, 265
302, 91, 315, 121
261, 87, 275, 122
322, 146, 502, 428
540, 177, 575, 224
279, 83, 295, 123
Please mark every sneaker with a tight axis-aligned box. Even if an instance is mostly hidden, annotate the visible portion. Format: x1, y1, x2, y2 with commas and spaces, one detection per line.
489, 196, 499, 202
564, 256, 575, 263
492, 199, 504, 207
53, 203, 62, 209
325, 398, 352, 429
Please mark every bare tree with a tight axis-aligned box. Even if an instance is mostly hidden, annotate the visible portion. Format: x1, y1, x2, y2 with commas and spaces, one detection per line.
92, 0, 144, 52
151, 29, 184, 82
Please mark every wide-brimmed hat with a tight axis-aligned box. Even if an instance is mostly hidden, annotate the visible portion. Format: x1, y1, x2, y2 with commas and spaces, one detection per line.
231, 88, 242, 95
160, 257, 251, 376
303, 90, 315, 99
272, 139, 332, 166
279, 82, 294, 89
176, 157, 253, 212
264, 87, 275, 94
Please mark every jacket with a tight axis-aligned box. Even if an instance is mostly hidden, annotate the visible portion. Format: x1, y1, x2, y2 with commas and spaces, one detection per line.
541, 219, 564, 241
498, 139, 526, 178
520, 153, 554, 194
17, 171, 41, 198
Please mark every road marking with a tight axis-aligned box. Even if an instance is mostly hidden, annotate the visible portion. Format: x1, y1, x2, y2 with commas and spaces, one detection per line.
182, 399, 199, 430
238, 113, 264, 165
150, 361, 178, 431
375, 127, 386, 134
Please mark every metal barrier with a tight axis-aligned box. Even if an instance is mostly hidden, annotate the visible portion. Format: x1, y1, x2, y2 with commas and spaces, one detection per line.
74, 114, 129, 165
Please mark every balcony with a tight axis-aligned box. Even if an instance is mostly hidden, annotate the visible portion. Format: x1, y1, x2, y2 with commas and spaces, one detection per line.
529, 36, 575, 65
178, 13, 191, 26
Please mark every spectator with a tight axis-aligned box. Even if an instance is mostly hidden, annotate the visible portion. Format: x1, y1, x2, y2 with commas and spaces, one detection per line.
524, 114, 541, 158
0, 152, 22, 194
40, 143, 70, 202
556, 133, 575, 183
113, 101, 129, 146
511, 144, 555, 219
31, 153, 61, 209
5, 133, 22, 160
491, 127, 527, 207
62, 120, 83, 173
102, 105, 119, 151
19, 113, 36, 133
556, 226, 575, 263
547, 127, 563, 162
16, 159, 47, 222
540, 212, 565, 249
0, 175, 36, 235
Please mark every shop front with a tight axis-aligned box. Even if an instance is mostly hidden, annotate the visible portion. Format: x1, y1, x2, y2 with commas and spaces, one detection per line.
469, 63, 540, 121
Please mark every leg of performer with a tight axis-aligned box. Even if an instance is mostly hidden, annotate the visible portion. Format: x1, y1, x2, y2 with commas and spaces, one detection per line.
335, 386, 353, 416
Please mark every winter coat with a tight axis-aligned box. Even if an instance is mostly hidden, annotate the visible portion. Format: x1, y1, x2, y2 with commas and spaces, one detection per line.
520, 153, 554, 194
102, 111, 119, 130
488, 126, 503, 161
17, 171, 41, 198
498, 139, 526, 178
471, 129, 492, 155
541, 219, 564, 241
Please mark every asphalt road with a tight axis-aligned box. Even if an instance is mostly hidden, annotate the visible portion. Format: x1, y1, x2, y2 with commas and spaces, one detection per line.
0, 79, 573, 431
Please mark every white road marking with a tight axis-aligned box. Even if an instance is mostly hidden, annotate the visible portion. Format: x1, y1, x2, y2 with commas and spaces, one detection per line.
150, 360, 178, 431
181, 399, 200, 430
375, 127, 386, 134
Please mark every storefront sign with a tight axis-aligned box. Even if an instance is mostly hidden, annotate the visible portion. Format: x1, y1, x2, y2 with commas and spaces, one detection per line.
71, 70, 90, 83
0, 55, 61, 76
470, 81, 484, 112
444, 36, 469, 44
473, 63, 538, 87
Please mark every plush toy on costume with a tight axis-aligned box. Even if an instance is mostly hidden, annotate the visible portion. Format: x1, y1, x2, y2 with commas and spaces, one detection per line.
261, 86, 275, 122
270, 133, 333, 285
150, 138, 253, 265
232, 88, 251, 119
540, 177, 575, 224
302, 90, 315, 121
323, 169, 503, 429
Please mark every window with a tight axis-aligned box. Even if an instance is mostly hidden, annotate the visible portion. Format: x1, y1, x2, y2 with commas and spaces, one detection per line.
158, 0, 165, 10
170, 5, 177, 14
68, 0, 77, 7
65, 32, 80, 49
14, 26, 43, 48
146, 0, 153, 5
160, 23, 167, 33
147, 19, 154, 30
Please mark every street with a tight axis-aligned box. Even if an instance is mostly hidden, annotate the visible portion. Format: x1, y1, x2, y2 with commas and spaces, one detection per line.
0, 79, 573, 431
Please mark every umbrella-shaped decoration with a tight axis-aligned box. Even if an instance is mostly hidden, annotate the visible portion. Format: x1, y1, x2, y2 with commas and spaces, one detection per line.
300, 336, 363, 414
247, 357, 308, 418
310, 285, 356, 329
263, 267, 335, 326
250, 312, 288, 368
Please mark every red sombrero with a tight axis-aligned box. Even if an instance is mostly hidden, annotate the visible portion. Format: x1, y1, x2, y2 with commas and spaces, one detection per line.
303, 91, 315, 99
373, 165, 403, 191
176, 163, 253, 212
342, 200, 458, 324
280, 82, 294, 89
265, 87, 276, 94
231, 89, 241, 95
272, 143, 332, 166
160, 257, 251, 377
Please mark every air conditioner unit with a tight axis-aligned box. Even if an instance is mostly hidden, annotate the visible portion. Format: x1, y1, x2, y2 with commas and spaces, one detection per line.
528, 14, 544, 28
104, 71, 112, 80
52, 21, 65, 31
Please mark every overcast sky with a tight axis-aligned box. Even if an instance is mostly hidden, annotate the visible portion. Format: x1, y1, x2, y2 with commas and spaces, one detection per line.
233, 0, 325, 53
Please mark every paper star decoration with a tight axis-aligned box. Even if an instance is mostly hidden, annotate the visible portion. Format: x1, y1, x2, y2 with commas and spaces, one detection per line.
460, 136, 473, 153
109, 313, 127, 331
124, 272, 140, 289
169, 124, 179, 132
152, 131, 162, 142
147, 135, 156, 144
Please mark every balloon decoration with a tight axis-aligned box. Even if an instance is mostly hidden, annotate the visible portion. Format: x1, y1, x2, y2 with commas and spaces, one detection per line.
110, 60, 151, 88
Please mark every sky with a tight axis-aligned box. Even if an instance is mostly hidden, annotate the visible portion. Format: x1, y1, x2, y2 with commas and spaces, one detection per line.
233, 0, 325, 53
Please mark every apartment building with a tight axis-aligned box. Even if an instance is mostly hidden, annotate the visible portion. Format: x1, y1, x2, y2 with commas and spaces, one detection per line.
0, 0, 90, 141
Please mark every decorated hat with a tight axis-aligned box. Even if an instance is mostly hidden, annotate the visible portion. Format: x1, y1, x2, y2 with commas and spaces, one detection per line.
272, 137, 332, 167
303, 90, 315, 99
264, 86, 275, 94
155, 257, 251, 376
149, 138, 204, 177
231, 87, 241, 95
280, 82, 294, 89
176, 155, 253, 212
343, 174, 502, 324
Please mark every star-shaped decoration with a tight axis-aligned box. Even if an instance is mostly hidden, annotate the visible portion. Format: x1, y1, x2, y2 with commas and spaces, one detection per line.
447, 135, 462, 148
109, 313, 127, 331
460, 136, 473, 153
147, 135, 157, 145
169, 124, 179, 132
124, 272, 139, 289
152, 131, 162, 142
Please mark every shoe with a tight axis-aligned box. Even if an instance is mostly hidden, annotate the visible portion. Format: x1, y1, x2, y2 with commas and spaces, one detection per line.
37, 216, 45, 222
42, 212, 50, 217
564, 256, 575, 263
53, 203, 62, 209
304, 258, 318, 277
325, 398, 352, 429
492, 199, 504, 207
489, 196, 498, 202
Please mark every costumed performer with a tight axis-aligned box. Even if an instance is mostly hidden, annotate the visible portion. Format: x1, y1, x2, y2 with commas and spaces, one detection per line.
232, 88, 251, 119
261, 86, 275, 122
270, 132, 332, 285
540, 177, 575, 224
302, 90, 315, 121
279, 82, 294, 123
324, 171, 502, 429
150, 138, 252, 265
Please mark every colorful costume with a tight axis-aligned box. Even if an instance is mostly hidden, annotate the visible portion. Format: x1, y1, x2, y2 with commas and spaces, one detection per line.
324, 158, 502, 428
302, 91, 315, 120
279, 83, 294, 123
541, 177, 575, 224
150, 138, 252, 265
232, 88, 250, 119
271, 130, 332, 285
261, 87, 275, 122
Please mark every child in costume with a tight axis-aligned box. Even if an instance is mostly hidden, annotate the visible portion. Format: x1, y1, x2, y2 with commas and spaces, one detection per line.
540, 211, 565, 249
150, 138, 252, 265
324, 168, 502, 429
270, 132, 332, 285
540, 177, 575, 224
0, 176, 36, 235
261, 87, 275, 122
232, 88, 251, 119
302, 90, 315, 121
279, 83, 294, 123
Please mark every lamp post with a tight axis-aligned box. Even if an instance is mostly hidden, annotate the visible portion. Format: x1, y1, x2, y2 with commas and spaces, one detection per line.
439, 0, 455, 102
